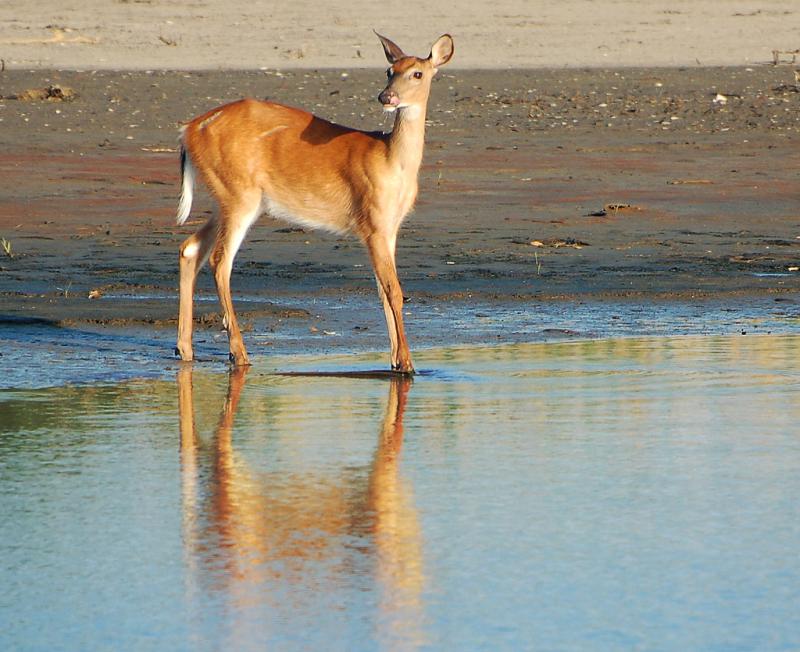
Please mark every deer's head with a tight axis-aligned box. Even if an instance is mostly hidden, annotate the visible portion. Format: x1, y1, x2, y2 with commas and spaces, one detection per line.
376, 32, 454, 116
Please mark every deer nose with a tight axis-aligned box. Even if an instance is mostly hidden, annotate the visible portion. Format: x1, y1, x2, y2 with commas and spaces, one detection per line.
378, 89, 400, 106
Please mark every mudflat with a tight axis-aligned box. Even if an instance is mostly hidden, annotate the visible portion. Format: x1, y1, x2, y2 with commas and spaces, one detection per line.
0, 64, 798, 362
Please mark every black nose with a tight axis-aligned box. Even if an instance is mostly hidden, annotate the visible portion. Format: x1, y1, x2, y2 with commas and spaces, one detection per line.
378, 89, 398, 105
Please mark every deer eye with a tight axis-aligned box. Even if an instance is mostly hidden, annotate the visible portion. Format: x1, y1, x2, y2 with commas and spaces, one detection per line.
413, 71, 423, 79
386, 68, 394, 79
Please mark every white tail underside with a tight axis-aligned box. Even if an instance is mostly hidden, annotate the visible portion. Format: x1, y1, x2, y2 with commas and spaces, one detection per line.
176, 146, 195, 226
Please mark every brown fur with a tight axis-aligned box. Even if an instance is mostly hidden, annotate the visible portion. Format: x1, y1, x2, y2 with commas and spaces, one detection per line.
175, 33, 454, 372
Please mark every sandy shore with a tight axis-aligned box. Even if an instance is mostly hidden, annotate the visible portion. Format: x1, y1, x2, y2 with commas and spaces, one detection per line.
0, 3, 799, 372
1, 1, 799, 70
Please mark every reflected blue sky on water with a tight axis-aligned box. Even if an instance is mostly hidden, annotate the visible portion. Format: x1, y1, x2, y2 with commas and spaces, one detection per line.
1, 336, 799, 651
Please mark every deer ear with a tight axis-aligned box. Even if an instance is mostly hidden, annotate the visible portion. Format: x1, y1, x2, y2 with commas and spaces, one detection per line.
429, 34, 454, 68
374, 31, 406, 64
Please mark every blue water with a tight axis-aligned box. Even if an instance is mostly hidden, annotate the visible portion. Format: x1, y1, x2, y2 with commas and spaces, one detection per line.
1, 336, 799, 651
1, 295, 797, 389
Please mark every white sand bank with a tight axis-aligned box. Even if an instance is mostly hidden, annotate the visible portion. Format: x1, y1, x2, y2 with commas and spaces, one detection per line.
0, 1, 798, 70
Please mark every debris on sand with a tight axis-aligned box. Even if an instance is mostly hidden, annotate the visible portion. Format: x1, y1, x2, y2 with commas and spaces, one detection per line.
605, 203, 639, 213
586, 203, 642, 217
771, 49, 799, 66
530, 238, 590, 249
1, 238, 14, 259
2, 84, 76, 102
772, 82, 800, 93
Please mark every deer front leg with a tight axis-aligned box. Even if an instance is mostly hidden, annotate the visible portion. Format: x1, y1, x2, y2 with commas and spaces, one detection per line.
375, 276, 400, 365
209, 244, 250, 367
208, 202, 261, 367
367, 233, 414, 374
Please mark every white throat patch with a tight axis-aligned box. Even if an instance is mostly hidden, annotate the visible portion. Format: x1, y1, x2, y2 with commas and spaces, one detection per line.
399, 105, 422, 120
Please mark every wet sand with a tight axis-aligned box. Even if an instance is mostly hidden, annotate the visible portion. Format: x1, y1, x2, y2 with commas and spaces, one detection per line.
1, 65, 798, 359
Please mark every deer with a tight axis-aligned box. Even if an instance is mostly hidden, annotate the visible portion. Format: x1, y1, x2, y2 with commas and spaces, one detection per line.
174, 32, 454, 374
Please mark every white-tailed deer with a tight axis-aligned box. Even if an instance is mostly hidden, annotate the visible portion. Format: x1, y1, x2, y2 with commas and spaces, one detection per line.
175, 32, 454, 373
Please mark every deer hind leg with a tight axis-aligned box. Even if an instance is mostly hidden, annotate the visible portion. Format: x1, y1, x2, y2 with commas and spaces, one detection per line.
208, 197, 262, 367
367, 232, 414, 374
176, 218, 217, 361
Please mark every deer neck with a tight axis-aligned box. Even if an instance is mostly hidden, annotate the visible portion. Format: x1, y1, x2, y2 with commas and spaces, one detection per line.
386, 103, 428, 174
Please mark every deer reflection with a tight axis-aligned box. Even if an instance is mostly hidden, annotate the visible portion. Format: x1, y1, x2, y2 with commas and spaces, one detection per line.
178, 366, 425, 647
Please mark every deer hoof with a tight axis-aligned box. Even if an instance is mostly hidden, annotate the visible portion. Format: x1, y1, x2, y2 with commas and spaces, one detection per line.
229, 351, 251, 367
175, 346, 193, 362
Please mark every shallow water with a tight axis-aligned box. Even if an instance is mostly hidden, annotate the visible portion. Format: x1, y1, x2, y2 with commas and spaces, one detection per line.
2, 336, 800, 651
1, 295, 797, 389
